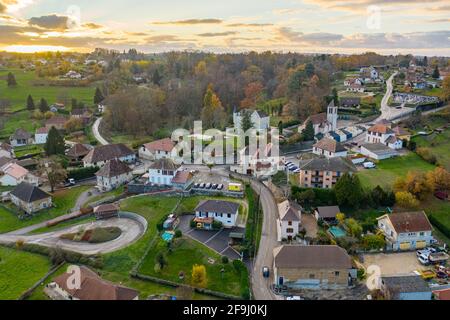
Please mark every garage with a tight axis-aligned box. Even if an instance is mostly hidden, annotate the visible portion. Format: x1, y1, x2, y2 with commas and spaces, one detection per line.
416, 240, 427, 249
400, 242, 411, 250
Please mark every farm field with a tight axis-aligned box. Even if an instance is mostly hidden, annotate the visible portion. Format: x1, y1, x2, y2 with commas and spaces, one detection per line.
0, 246, 51, 300
412, 129, 450, 170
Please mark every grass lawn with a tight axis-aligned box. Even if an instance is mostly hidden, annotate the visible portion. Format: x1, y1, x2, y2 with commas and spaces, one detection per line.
0, 246, 51, 300
0, 69, 95, 112
0, 186, 90, 234
412, 130, 450, 170
139, 237, 245, 297
0, 110, 41, 139
420, 197, 450, 246
83, 186, 125, 207
357, 152, 435, 189
13, 144, 44, 158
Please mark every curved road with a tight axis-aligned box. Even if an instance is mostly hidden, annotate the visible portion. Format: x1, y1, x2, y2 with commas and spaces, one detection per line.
0, 213, 147, 255
92, 117, 109, 146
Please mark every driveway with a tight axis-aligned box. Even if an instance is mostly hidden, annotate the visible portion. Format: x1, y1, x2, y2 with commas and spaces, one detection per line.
301, 213, 318, 239
92, 117, 109, 146
179, 214, 243, 260
362, 252, 425, 276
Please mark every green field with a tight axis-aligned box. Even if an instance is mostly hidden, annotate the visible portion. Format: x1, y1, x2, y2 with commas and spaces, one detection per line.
0, 186, 90, 234
357, 152, 435, 189
412, 130, 450, 170
0, 69, 96, 112
0, 110, 41, 139
0, 246, 51, 300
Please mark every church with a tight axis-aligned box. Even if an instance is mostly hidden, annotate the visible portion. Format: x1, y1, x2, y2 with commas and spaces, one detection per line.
298, 101, 338, 136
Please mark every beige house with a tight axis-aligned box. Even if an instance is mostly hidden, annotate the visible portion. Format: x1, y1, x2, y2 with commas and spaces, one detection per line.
298, 157, 356, 189
313, 138, 348, 158
139, 138, 175, 160
83, 143, 136, 168
96, 159, 133, 192
273, 245, 356, 289
277, 200, 301, 241
10, 182, 52, 214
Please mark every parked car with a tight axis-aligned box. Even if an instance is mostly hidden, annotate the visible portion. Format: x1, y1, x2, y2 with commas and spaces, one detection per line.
194, 183, 200, 188
205, 183, 212, 189
293, 169, 300, 173
199, 183, 205, 188
418, 254, 430, 265
217, 184, 224, 190
262, 266, 270, 278
212, 184, 218, 189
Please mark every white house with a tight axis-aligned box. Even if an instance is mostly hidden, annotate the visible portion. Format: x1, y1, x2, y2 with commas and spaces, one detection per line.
35, 127, 49, 145
277, 200, 301, 241
365, 124, 402, 150
194, 199, 240, 228
360, 143, 398, 160
346, 84, 365, 93
298, 100, 338, 136
95, 159, 133, 192
10, 128, 33, 147
233, 109, 270, 133
83, 144, 136, 168
377, 211, 434, 251
148, 158, 180, 185
313, 138, 347, 158
0, 162, 39, 186
0, 143, 14, 158
139, 138, 175, 160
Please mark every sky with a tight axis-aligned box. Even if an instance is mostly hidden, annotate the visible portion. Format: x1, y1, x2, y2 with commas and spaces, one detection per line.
0, 0, 449, 55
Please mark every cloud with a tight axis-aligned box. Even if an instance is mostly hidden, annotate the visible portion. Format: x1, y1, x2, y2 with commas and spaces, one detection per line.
0, 2, 6, 13
277, 27, 343, 45
83, 22, 103, 30
126, 31, 149, 36
28, 14, 70, 30
0, 0, 35, 13
425, 18, 450, 23
304, 0, 444, 12
145, 34, 181, 43
226, 23, 273, 27
151, 18, 222, 25
197, 31, 237, 37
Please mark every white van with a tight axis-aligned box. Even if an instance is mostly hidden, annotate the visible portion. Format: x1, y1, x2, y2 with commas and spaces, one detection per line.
363, 162, 376, 169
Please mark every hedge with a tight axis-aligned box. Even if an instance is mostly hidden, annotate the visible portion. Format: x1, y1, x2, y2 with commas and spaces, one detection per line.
67, 166, 99, 180
428, 214, 450, 239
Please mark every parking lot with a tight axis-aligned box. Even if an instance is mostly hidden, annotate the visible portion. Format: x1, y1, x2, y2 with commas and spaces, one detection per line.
178, 215, 244, 260
362, 252, 425, 275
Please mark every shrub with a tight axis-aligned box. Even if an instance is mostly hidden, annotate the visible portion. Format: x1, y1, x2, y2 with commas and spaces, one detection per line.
67, 166, 99, 180
212, 220, 223, 230
395, 191, 420, 209
416, 147, 437, 165
221, 256, 229, 264
174, 229, 182, 238
191, 264, 207, 288
190, 219, 197, 229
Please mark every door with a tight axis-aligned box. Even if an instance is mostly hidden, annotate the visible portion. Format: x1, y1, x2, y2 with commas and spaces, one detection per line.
416, 240, 427, 249
399, 242, 411, 250
278, 277, 284, 286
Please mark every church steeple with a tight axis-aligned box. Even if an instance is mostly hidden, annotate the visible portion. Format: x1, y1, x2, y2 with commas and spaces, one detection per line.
327, 100, 338, 131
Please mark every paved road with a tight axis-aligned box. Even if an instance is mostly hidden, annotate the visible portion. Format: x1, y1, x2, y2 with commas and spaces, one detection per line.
0, 213, 146, 255
92, 117, 109, 146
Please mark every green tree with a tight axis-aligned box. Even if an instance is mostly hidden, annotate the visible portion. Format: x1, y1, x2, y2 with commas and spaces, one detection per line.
94, 87, 105, 104
44, 126, 65, 156
278, 121, 283, 136
371, 185, 387, 207
26, 94, 35, 111
332, 88, 339, 106
432, 65, 440, 79
302, 120, 315, 141
334, 173, 364, 208
201, 84, 226, 128
7, 72, 17, 86
152, 68, 162, 86
241, 109, 254, 133
39, 98, 49, 113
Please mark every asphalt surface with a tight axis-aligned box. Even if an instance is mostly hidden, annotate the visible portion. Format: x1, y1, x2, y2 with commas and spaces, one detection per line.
92, 116, 109, 146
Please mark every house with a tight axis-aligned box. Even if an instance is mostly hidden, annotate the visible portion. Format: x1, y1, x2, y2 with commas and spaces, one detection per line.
392, 126, 411, 141
0, 143, 14, 158
35, 127, 49, 144
93, 203, 120, 220
233, 109, 270, 133
194, 199, 239, 228
313, 138, 347, 158
66, 143, 91, 161
148, 158, 180, 186
360, 143, 398, 160
49, 103, 65, 113
277, 200, 301, 241
0, 156, 13, 168
340, 97, 361, 108
171, 170, 194, 190
139, 138, 175, 160
298, 101, 338, 137
298, 157, 356, 189
83, 143, 136, 168
346, 84, 364, 93
95, 159, 133, 192
273, 245, 356, 289
0, 162, 39, 186
45, 116, 68, 130
377, 211, 434, 251
10, 182, 52, 214
344, 78, 363, 87
380, 275, 431, 300
64, 70, 82, 79
47, 266, 139, 300
433, 288, 450, 301
314, 206, 341, 224
10, 128, 33, 147
365, 124, 402, 149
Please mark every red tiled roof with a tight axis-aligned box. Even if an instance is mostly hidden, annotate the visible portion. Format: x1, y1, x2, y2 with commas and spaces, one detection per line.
386, 211, 433, 233
172, 171, 192, 184
143, 138, 175, 153
368, 124, 394, 134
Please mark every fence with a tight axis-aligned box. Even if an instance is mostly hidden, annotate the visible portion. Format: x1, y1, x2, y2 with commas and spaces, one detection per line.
18, 262, 65, 300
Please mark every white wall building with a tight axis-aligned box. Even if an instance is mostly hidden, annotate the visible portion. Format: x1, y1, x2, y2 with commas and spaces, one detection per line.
233, 109, 270, 134
148, 158, 180, 185
277, 200, 301, 241
313, 138, 348, 158
194, 199, 239, 228
35, 127, 49, 145
95, 159, 133, 192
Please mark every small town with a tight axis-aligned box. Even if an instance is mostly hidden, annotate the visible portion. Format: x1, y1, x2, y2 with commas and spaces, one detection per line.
0, 0, 449, 307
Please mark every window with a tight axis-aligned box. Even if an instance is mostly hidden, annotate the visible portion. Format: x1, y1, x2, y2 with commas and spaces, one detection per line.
309, 274, 315, 279
286, 228, 294, 233
227, 214, 231, 218
334, 271, 340, 276
419, 232, 424, 236
288, 221, 292, 226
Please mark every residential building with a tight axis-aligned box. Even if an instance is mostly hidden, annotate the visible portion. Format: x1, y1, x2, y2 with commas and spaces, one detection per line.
340, 97, 361, 108
139, 138, 175, 160
194, 199, 240, 228
10, 128, 33, 147
273, 245, 356, 289
433, 288, 450, 301
343, 78, 363, 87
94, 203, 120, 220
377, 211, 434, 251
83, 143, 136, 168
298, 157, 356, 189
171, 170, 194, 190
10, 182, 52, 214
360, 143, 398, 160
66, 143, 91, 162
148, 158, 180, 185
45, 116, 68, 130
0, 162, 39, 186
365, 124, 402, 149
35, 127, 49, 144
0, 143, 14, 158
47, 266, 139, 300
392, 126, 411, 141
298, 101, 338, 136
313, 138, 347, 158
314, 206, 341, 224
346, 84, 364, 93
96, 159, 133, 192
233, 109, 270, 133
380, 275, 432, 300
277, 200, 301, 241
